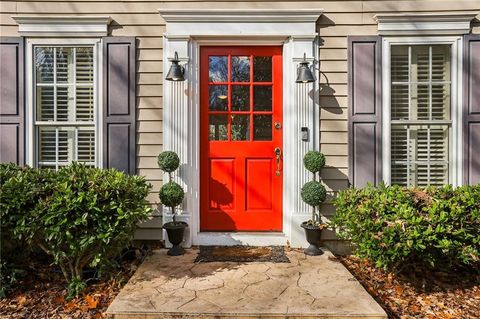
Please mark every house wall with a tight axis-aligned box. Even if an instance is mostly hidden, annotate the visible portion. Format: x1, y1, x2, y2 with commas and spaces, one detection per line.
1, 1, 479, 243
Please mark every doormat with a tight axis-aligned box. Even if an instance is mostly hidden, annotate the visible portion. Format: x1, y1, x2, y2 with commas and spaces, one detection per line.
194, 246, 290, 263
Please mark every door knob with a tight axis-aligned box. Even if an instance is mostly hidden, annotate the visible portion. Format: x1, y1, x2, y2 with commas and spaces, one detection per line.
274, 147, 282, 176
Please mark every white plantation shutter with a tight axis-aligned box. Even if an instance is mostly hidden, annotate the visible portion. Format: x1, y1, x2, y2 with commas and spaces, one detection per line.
390, 45, 451, 187
34, 46, 96, 169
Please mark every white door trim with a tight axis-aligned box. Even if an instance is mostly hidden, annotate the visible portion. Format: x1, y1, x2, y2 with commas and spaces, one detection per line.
160, 8, 322, 248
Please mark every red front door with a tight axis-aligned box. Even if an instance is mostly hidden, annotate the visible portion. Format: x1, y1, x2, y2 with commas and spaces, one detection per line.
200, 46, 283, 232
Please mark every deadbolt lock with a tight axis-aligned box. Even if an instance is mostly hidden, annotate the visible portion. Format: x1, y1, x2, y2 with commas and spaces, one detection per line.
274, 122, 282, 130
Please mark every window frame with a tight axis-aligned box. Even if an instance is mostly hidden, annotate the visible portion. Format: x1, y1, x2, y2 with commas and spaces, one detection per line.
382, 36, 463, 187
25, 38, 103, 168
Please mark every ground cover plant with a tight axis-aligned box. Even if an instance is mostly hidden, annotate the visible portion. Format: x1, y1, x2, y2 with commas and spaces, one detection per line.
0, 163, 152, 298
332, 183, 480, 272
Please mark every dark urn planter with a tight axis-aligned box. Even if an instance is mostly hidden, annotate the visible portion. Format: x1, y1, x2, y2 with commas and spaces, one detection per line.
301, 222, 323, 256
163, 221, 188, 256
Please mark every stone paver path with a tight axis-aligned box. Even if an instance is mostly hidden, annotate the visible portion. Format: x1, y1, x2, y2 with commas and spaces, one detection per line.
107, 248, 387, 318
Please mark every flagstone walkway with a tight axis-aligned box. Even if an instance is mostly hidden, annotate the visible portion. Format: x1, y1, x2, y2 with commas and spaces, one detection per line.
107, 248, 387, 318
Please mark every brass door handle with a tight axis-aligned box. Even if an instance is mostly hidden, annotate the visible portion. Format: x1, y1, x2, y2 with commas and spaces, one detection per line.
274, 147, 282, 176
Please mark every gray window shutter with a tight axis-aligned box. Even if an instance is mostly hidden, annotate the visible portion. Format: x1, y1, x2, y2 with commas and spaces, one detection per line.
463, 34, 480, 185
347, 36, 382, 187
0, 37, 24, 166
103, 37, 136, 174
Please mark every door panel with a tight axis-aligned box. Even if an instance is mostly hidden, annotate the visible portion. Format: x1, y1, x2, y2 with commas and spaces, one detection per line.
200, 46, 283, 232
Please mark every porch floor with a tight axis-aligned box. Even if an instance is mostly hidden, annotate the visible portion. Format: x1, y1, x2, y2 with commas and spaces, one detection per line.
107, 248, 387, 319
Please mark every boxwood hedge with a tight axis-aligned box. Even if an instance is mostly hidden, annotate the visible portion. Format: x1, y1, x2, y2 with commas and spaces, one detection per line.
331, 183, 480, 271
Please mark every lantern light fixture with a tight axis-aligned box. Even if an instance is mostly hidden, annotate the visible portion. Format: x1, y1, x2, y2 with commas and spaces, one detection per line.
295, 53, 316, 83
166, 51, 185, 81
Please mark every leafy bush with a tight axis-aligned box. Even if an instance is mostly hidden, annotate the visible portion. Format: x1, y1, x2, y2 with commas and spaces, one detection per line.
159, 181, 184, 210
157, 151, 180, 173
303, 151, 325, 174
158, 151, 185, 224
301, 151, 327, 226
0, 163, 152, 297
331, 183, 480, 271
301, 181, 327, 207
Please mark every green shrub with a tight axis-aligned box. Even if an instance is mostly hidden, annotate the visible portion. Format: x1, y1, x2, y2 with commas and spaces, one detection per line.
157, 151, 185, 224
159, 181, 184, 212
157, 151, 180, 173
303, 151, 325, 174
0, 163, 152, 297
301, 151, 327, 225
301, 181, 327, 207
331, 183, 480, 271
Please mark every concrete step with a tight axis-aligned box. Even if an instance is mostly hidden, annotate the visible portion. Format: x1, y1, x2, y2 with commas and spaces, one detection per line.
107, 248, 387, 319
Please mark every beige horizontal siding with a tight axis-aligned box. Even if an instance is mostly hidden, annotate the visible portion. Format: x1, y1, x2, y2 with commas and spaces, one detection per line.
1, 0, 479, 236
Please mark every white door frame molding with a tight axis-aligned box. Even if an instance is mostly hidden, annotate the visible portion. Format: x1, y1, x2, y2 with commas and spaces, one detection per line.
159, 8, 323, 248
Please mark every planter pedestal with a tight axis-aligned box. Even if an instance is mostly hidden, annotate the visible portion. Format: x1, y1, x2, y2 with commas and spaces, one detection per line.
301, 222, 323, 256
163, 222, 187, 256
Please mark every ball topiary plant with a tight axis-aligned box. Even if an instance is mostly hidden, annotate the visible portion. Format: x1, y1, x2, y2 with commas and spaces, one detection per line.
301, 150, 326, 226
158, 151, 184, 223
158, 151, 180, 174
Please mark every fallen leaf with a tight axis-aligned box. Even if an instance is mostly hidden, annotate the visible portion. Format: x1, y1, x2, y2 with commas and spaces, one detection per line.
17, 295, 27, 306
85, 294, 99, 309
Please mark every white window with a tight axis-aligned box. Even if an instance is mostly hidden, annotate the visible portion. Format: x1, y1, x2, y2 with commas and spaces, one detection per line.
383, 37, 463, 187
27, 40, 102, 169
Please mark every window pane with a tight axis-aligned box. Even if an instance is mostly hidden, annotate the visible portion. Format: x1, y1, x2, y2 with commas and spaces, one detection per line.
253, 86, 272, 111
56, 47, 74, 83
77, 130, 95, 164
209, 115, 228, 141
76, 86, 94, 121
209, 85, 228, 111
391, 46, 408, 82
432, 84, 450, 120
76, 47, 94, 83
38, 127, 95, 168
253, 56, 272, 82
253, 115, 272, 141
416, 84, 429, 120
432, 45, 451, 82
56, 86, 73, 121
209, 56, 228, 82
231, 56, 250, 82
36, 86, 55, 121
38, 128, 56, 163
231, 115, 249, 141
35, 47, 54, 83
391, 124, 449, 187
413, 46, 430, 82
232, 85, 250, 111
391, 84, 408, 120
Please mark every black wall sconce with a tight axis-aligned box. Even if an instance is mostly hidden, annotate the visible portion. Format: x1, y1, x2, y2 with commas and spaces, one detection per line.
295, 53, 316, 83
166, 51, 185, 82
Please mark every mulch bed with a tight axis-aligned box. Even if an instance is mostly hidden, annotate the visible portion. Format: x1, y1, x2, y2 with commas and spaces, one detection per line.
195, 245, 290, 263
0, 247, 152, 318
338, 255, 480, 319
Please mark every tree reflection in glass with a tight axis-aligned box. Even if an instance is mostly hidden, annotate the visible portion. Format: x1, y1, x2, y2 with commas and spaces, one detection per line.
209, 56, 228, 82
231, 115, 250, 140
253, 57, 272, 82
209, 85, 228, 111
232, 56, 250, 82
232, 85, 250, 111
253, 115, 272, 141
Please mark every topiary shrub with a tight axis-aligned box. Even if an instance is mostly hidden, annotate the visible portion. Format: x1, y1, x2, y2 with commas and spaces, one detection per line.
157, 151, 180, 174
331, 183, 480, 271
158, 151, 185, 223
301, 181, 327, 207
0, 163, 152, 298
301, 151, 327, 226
159, 181, 184, 209
303, 151, 326, 174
